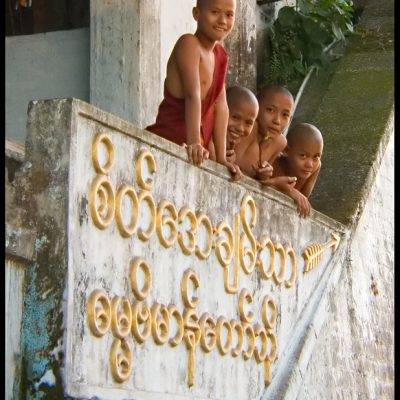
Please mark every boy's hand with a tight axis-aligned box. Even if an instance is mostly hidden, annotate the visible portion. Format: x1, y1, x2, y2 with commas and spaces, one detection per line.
253, 161, 273, 184
221, 160, 243, 182
270, 176, 297, 191
290, 189, 311, 218
262, 176, 310, 217
184, 143, 209, 166
226, 148, 236, 163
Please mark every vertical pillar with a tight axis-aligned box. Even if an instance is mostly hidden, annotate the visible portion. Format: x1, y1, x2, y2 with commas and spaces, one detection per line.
90, 0, 161, 128
224, 0, 258, 92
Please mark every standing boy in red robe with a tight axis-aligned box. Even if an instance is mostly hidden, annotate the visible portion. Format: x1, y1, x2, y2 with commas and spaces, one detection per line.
146, 0, 241, 181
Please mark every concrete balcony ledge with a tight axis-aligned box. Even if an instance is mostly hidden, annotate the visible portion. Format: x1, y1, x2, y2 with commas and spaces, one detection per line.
8, 96, 350, 399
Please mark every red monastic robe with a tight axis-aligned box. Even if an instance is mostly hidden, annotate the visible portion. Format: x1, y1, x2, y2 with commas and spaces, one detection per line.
146, 43, 228, 149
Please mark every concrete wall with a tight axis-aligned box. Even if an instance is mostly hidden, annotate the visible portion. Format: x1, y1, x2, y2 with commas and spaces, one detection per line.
5, 28, 89, 143
296, 130, 394, 400
11, 98, 346, 399
5, 259, 26, 400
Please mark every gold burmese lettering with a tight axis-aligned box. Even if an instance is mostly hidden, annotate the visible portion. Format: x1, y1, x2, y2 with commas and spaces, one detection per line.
262, 295, 277, 331
92, 133, 114, 175
86, 135, 341, 389
89, 174, 115, 229
129, 257, 152, 301
110, 338, 132, 383
253, 323, 268, 364
156, 200, 178, 248
239, 195, 257, 275
230, 319, 244, 358
195, 212, 213, 260
86, 263, 280, 387
214, 220, 234, 267
87, 289, 111, 337
199, 313, 216, 353
264, 330, 277, 385
256, 237, 275, 280
131, 301, 151, 344
137, 190, 156, 241
115, 183, 139, 237
272, 243, 286, 285
216, 316, 232, 356
167, 304, 184, 347
151, 303, 170, 345
177, 207, 198, 255
238, 288, 254, 323
182, 307, 201, 387
242, 322, 255, 361
214, 215, 239, 294
88, 137, 299, 293
135, 149, 156, 191
285, 246, 297, 288
111, 296, 132, 339
181, 269, 200, 309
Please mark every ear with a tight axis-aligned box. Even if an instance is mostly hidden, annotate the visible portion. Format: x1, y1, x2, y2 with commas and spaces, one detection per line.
282, 145, 289, 156
192, 6, 199, 21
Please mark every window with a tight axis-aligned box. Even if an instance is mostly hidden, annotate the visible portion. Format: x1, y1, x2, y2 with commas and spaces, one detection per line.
6, 0, 89, 36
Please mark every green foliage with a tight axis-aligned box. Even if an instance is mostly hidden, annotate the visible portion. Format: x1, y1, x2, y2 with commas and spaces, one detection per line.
265, 0, 354, 91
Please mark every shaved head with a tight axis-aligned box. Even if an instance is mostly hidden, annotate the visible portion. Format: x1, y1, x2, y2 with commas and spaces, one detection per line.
257, 84, 294, 106
196, 0, 236, 10
286, 122, 323, 147
226, 85, 258, 111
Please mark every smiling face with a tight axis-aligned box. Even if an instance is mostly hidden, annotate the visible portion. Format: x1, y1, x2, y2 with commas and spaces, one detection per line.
193, 0, 236, 43
285, 125, 323, 180
257, 88, 293, 140
226, 90, 259, 148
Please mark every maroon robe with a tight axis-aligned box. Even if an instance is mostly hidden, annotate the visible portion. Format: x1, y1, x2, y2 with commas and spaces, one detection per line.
146, 43, 228, 148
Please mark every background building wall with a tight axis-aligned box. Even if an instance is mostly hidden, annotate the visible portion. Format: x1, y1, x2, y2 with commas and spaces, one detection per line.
5, 28, 89, 143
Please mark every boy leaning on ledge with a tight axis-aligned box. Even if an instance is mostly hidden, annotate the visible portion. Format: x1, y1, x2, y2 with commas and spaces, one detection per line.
233, 84, 295, 183
225, 85, 259, 163
146, 0, 242, 181
270, 122, 324, 218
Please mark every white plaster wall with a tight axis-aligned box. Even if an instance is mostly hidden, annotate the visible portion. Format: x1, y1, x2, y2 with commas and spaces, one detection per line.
37, 99, 345, 400
5, 258, 25, 400
296, 130, 394, 400
5, 28, 89, 144
160, 0, 196, 100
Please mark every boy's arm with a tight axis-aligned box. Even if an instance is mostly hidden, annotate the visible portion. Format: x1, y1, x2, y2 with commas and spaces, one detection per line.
213, 88, 228, 163
208, 137, 216, 161
260, 134, 287, 165
214, 88, 242, 182
300, 162, 321, 197
265, 176, 311, 217
174, 35, 208, 165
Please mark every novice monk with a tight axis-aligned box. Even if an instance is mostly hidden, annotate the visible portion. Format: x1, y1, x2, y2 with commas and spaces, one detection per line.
234, 84, 294, 182
146, 0, 241, 181
270, 122, 324, 218
224, 86, 259, 163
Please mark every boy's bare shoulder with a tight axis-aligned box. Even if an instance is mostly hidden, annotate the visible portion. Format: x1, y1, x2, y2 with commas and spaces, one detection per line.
235, 128, 258, 155
275, 133, 287, 148
174, 34, 200, 50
